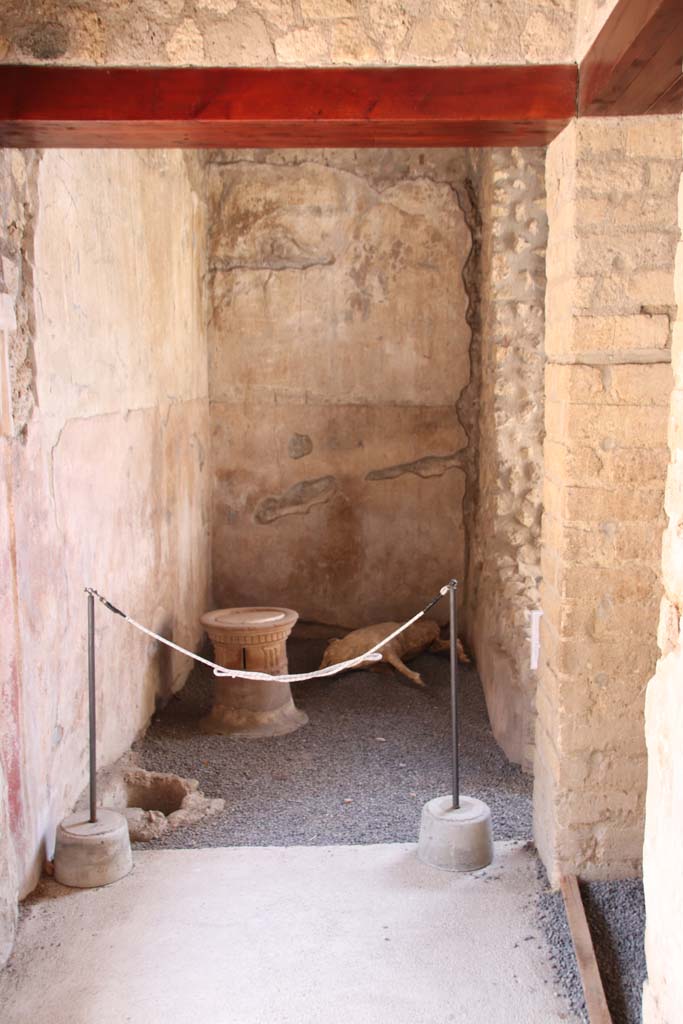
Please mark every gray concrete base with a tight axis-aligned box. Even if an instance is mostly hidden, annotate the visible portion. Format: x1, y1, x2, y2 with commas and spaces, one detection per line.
418, 794, 493, 872
53, 808, 132, 888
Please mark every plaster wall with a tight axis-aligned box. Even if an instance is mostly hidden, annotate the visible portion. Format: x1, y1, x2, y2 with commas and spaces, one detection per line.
642, 121, 683, 1024
468, 147, 547, 771
534, 117, 681, 882
0, 1, 576, 68
0, 148, 211, 961
207, 149, 474, 627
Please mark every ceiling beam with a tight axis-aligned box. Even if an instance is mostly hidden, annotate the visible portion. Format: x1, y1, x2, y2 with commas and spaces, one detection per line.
579, 0, 683, 115
0, 64, 577, 149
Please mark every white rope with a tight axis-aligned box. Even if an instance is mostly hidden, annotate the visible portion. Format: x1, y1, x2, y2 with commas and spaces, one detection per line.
90, 586, 450, 684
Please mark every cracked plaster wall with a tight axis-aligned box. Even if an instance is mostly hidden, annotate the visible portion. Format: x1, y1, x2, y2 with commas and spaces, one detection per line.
0, 1, 576, 68
467, 147, 547, 771
208, 149, 477, 627
0, 148, 211, 948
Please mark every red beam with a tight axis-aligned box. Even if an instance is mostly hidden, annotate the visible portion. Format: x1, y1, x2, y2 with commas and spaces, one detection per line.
0, 65, 577, 148
579, 0, 683, 115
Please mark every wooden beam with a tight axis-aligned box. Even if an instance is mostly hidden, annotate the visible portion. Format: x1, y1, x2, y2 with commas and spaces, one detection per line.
560, 875, 613, 1024
0, 65, 577, 149
579, 0, 683, 115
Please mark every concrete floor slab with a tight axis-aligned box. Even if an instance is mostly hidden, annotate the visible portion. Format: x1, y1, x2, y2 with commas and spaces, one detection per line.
1, 841, 578, 1024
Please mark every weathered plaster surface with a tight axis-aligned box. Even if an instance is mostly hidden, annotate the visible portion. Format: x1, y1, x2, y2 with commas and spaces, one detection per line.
208, 150, 472, 627
0, 148, 211, 954
0, 1, 576, 67
535, 117, 682, 883
468, 147, 547, 771
574, 0, 619, 62
0, 148, 38, 966
642, 121, 683, 1024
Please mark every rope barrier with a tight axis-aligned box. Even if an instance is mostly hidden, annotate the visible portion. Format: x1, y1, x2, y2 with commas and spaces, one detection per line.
85, 584, 452, 683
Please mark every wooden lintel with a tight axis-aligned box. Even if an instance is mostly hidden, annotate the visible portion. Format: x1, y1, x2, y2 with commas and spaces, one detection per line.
579, 0, 683, 116
0, 64, 577, 149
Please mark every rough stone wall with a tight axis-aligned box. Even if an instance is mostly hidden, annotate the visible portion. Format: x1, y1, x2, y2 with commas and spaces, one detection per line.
642, 121, 683, 1024
467, 148, 547, 771
208, 149, 476, 627
0, 148, 211, 949
534, 117, 682, 882
574, 0, 619, 62
0, 0, 576, 67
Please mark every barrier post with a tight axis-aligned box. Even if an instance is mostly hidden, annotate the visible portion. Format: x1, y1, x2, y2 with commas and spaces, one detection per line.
448, 579, 460, 811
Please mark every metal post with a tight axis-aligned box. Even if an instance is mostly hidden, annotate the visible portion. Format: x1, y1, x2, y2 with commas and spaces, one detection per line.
448, 579, 460, 811
87, 590, 97, 823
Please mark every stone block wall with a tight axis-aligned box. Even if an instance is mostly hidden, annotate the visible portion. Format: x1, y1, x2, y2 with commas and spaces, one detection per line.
0, 1, 576, 67
0, 149, 211, 962
467, 147, 547, 770
207, 149, 475, 627
534, 117, 682, 882
642, 121, 683, 1024
574, 0, 619, 61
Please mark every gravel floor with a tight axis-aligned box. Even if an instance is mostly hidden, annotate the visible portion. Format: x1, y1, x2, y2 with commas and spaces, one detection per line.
134, 638, 532, 847
134, 639, 647, 1024
537, 870, 647, 1024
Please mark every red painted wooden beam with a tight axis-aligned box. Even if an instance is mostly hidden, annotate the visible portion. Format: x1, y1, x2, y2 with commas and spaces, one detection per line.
0, 64, 577, 148
579, 0, 683, 115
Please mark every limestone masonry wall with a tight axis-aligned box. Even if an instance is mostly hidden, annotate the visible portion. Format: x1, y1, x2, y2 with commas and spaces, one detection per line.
574, 0, 620, 61
468, 147, 547, 771
642, 122, 683, 1024
0, 149, 211, 963
207, 149, 475, 627
534, 117, 682, 882
0, 1, 576, 68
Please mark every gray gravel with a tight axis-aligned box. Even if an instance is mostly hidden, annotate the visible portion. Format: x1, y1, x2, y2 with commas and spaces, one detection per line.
134, 638, 532, 847
537, 868, 647, 1024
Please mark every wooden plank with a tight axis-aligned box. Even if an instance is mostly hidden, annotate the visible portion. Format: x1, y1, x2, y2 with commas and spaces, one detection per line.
560, 875, 613, 1024
0, 119, 573, 149
579, 0, 683, 115
0, 64, 577, 149
648, 71, 683, 115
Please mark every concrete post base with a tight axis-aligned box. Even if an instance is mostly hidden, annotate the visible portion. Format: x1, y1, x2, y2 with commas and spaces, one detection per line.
54, 808, 133, 888
417, 795, 493, 872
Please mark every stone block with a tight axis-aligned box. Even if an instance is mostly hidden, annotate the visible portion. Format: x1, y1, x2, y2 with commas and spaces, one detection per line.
577, 231, 678, 277
668, 389, 683, 452
545, 362, 672, 407
546, 401, 669, 449
625, 119, 683, 159
576, 193, 676, 233
583, 314, 669, 354
563, 484, 665, 523
673, 325, 683, 386
577, 158, 647, 196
